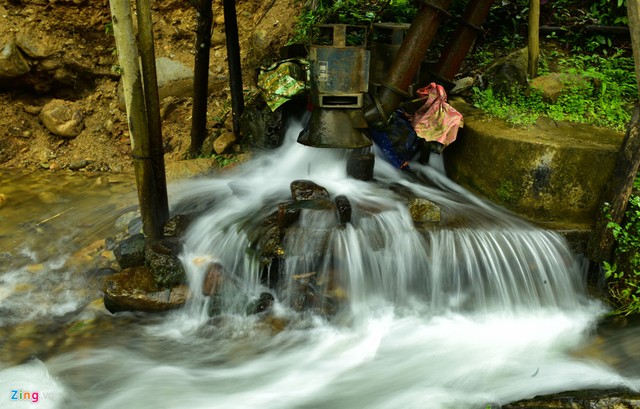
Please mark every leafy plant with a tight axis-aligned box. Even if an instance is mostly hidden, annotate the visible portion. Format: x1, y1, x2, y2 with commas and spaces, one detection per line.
288, 0, 417, 44
604, 188, 640, 316
471, 51, 635, 131
540, 0, 628, 54
213, 153, 239, 168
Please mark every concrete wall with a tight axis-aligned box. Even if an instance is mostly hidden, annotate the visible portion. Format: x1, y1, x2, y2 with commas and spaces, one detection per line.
444, 101, 624, 228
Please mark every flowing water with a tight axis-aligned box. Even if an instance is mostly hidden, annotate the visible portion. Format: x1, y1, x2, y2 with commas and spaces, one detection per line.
1, 115, 640, 409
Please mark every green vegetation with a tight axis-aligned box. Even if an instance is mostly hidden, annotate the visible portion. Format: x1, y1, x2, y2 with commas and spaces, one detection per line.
604, 177, 640, 316
482, 0, 629, 54
289, 0, 417, 44
213, 153, 239, 168
470, 51, 636, 131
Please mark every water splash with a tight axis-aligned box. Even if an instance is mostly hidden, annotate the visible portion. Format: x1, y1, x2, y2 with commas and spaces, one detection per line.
174, 115, 590, 321
2, 115, 639, 409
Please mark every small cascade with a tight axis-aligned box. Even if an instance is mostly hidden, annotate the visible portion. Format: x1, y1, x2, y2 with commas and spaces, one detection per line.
2, 115, 640, 409
175, 114, 590, 321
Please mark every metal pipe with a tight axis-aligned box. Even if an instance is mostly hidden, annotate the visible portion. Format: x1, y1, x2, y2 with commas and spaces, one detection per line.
363, 0, 453, 126
223, 0, 244, 135
432, 0, 495, 82
190, 0, 213, 154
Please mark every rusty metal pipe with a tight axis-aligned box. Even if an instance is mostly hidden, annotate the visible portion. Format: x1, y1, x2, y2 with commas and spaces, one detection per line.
433, 0, 495, 82
364, 0, 453, 126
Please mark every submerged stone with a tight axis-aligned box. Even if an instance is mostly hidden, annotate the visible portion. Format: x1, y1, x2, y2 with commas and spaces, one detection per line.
202, 262, 224, 296
247, 292, 275, 315
408, 197, 441, 225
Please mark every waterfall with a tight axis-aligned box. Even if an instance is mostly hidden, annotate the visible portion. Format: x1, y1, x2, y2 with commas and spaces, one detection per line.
175, 114, 590, 321
2, 113, 639, 409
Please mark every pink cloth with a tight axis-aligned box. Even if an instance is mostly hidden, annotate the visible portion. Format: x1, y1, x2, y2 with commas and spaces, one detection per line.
411, 83, 463, 148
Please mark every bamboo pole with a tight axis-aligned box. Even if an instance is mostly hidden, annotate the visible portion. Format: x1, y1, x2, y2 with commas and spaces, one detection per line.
108, 0, 167, 242
135, 0, 169, 238
190, 0, 213, 155
223, 0, 245, 135
527, 0, 539, 79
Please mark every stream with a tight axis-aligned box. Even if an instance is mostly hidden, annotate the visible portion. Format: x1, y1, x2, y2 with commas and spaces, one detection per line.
1, 115, 640, 409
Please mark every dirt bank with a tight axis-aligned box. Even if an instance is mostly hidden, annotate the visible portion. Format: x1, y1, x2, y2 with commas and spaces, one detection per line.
0, 0, 302, 173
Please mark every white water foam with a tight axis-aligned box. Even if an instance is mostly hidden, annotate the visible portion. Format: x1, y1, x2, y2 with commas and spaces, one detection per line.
2, 114, 639, 409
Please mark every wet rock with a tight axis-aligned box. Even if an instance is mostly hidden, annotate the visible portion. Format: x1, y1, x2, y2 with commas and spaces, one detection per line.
128, 218, 143, 235
103, 266, 189, 313
213, 131, 236, 154
291, 180, 330, 201
113, 233, 145, 269
0, 41, 30, 78
163, 214, 193, 238
115, 211, 138, 232
292, 272, 319, 311
254, 224, 284, 264
290, 271, 338, 316
408, 198, 441, 224
151, 237, 183, 255
145, 239, 186, 288
277, 201, 301, 228
334, 195, 352, 225
502, 389, 640, 409
247, 292, 275, 315
202, 262, 224, 296
86, 267, 117, 278
39, 99, 85, 138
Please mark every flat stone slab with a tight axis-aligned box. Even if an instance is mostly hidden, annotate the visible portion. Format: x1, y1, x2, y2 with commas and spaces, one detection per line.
444, 100, 624, 228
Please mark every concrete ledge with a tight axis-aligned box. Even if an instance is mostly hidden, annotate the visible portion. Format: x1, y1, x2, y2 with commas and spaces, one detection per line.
444, 100, 624, 228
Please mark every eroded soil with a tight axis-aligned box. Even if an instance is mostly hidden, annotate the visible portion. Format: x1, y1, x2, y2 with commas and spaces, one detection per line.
0, 0, 302, 173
